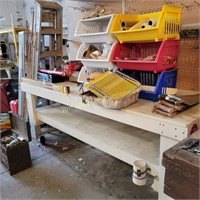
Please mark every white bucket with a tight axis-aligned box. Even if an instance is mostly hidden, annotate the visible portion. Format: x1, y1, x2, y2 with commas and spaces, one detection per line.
132, 160, 147, 186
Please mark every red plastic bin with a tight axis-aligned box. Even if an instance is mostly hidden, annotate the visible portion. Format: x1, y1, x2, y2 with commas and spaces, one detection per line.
111, 40, 180, 73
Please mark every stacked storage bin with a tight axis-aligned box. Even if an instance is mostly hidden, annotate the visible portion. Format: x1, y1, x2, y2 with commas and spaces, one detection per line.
75, 14, 117, 83
111, 5, 182, 101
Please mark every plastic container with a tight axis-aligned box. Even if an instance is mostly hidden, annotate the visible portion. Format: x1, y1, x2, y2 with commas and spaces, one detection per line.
9, 100, 15, 113
13, 100, 18, 115
111, 5, 182, 43
112, 40, 180, 73
84, 70, 141, 109
75, 14, 116, 44
124, 69, 178, 101
78, 66, 108, 84
76, 43, 117, 70
9, 99, 18, 115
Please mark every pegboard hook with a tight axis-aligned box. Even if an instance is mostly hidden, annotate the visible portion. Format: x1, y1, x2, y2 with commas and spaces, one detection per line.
164, 0, 172, 4
181, 2, 190, 9
194, 1, 200, 6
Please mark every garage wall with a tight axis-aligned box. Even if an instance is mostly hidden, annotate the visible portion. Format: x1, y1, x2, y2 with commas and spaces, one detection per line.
0, 0, 26, 28
24, 0, 199, 60
23, 0, 199, 90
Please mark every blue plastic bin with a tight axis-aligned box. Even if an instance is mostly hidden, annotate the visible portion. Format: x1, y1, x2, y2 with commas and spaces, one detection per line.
123, 69, 178, 102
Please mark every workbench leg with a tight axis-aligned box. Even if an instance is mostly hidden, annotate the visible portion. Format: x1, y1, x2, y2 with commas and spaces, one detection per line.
5, 69, 11, 79
158, 135, 178, 200
26, 93, 41, 139
30, 125, 42, 140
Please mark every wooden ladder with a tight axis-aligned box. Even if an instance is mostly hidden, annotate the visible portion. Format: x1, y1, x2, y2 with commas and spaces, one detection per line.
31, 0, 63, 79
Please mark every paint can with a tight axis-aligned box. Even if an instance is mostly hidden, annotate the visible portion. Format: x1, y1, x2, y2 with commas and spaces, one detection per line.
132, 160, 147, 186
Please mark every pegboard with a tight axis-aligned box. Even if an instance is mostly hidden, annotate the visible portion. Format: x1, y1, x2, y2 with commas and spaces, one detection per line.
64, 1, 199, 92
176, 37, 199, 91
124, 0, 200, 25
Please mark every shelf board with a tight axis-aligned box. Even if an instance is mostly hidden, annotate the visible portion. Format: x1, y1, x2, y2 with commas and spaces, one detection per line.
21, 81, 200, 141
40, 50, 62, 58
36, 104, 160, 176
41, 28, 62, 35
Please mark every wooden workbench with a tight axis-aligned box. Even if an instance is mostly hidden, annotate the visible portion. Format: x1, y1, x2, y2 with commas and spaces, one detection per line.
21, 81, 200, 200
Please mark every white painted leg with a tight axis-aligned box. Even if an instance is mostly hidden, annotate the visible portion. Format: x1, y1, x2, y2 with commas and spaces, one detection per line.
5, 69, 11, 79
30, 124, 42, 140
158, 135, 179, 200
26, 93, 42, 139
151, 176, 159, 192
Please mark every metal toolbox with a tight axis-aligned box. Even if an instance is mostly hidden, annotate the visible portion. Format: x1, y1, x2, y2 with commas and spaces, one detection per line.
0, 129, 32, 175
162, 130, 200, 199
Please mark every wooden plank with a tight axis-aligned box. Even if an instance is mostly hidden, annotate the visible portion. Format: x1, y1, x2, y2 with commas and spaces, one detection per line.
55, 8, 63, 67
40, 50, 62, 58
41, 29, 62, 35
36, 0, 62, 10
32, 4, 42, 79
25, 93, 38, 125
56, 9, 62, 30
18, 31, 28, 118
27, 8, 35, 79
56, 35, 62, 51
0, 27, 28, 34
36, 104, 160, 177
49, 15, 56, 69
49, 36, 55, 69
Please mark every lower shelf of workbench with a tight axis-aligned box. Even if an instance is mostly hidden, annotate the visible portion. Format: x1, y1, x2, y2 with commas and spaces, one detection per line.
36, 104, 160, 177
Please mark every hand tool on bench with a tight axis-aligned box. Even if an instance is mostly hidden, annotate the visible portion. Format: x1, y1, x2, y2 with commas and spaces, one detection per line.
153, 103, 176, 114
159, 93, 200, 107
22, 78, 70, 94
152, 107, 177, 118
159, 100, 185, 111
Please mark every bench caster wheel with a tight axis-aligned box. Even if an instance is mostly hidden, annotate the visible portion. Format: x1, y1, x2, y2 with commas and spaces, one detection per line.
40, 135, 46, 145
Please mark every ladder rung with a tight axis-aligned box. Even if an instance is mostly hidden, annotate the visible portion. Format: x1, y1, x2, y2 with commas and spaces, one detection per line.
40, 51, 62, 58
41, 29, 62, 35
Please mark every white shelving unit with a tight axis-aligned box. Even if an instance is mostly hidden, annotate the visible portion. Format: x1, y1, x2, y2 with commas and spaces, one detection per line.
76, 43, 117, 70
75, 14, 117, 70
75, 14, 116, 44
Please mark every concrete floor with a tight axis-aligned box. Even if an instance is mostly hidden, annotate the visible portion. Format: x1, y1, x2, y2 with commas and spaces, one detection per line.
0, 130, 158, 200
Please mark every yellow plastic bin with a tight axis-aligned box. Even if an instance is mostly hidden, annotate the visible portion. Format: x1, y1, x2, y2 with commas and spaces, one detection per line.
111, 5, 182, 43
